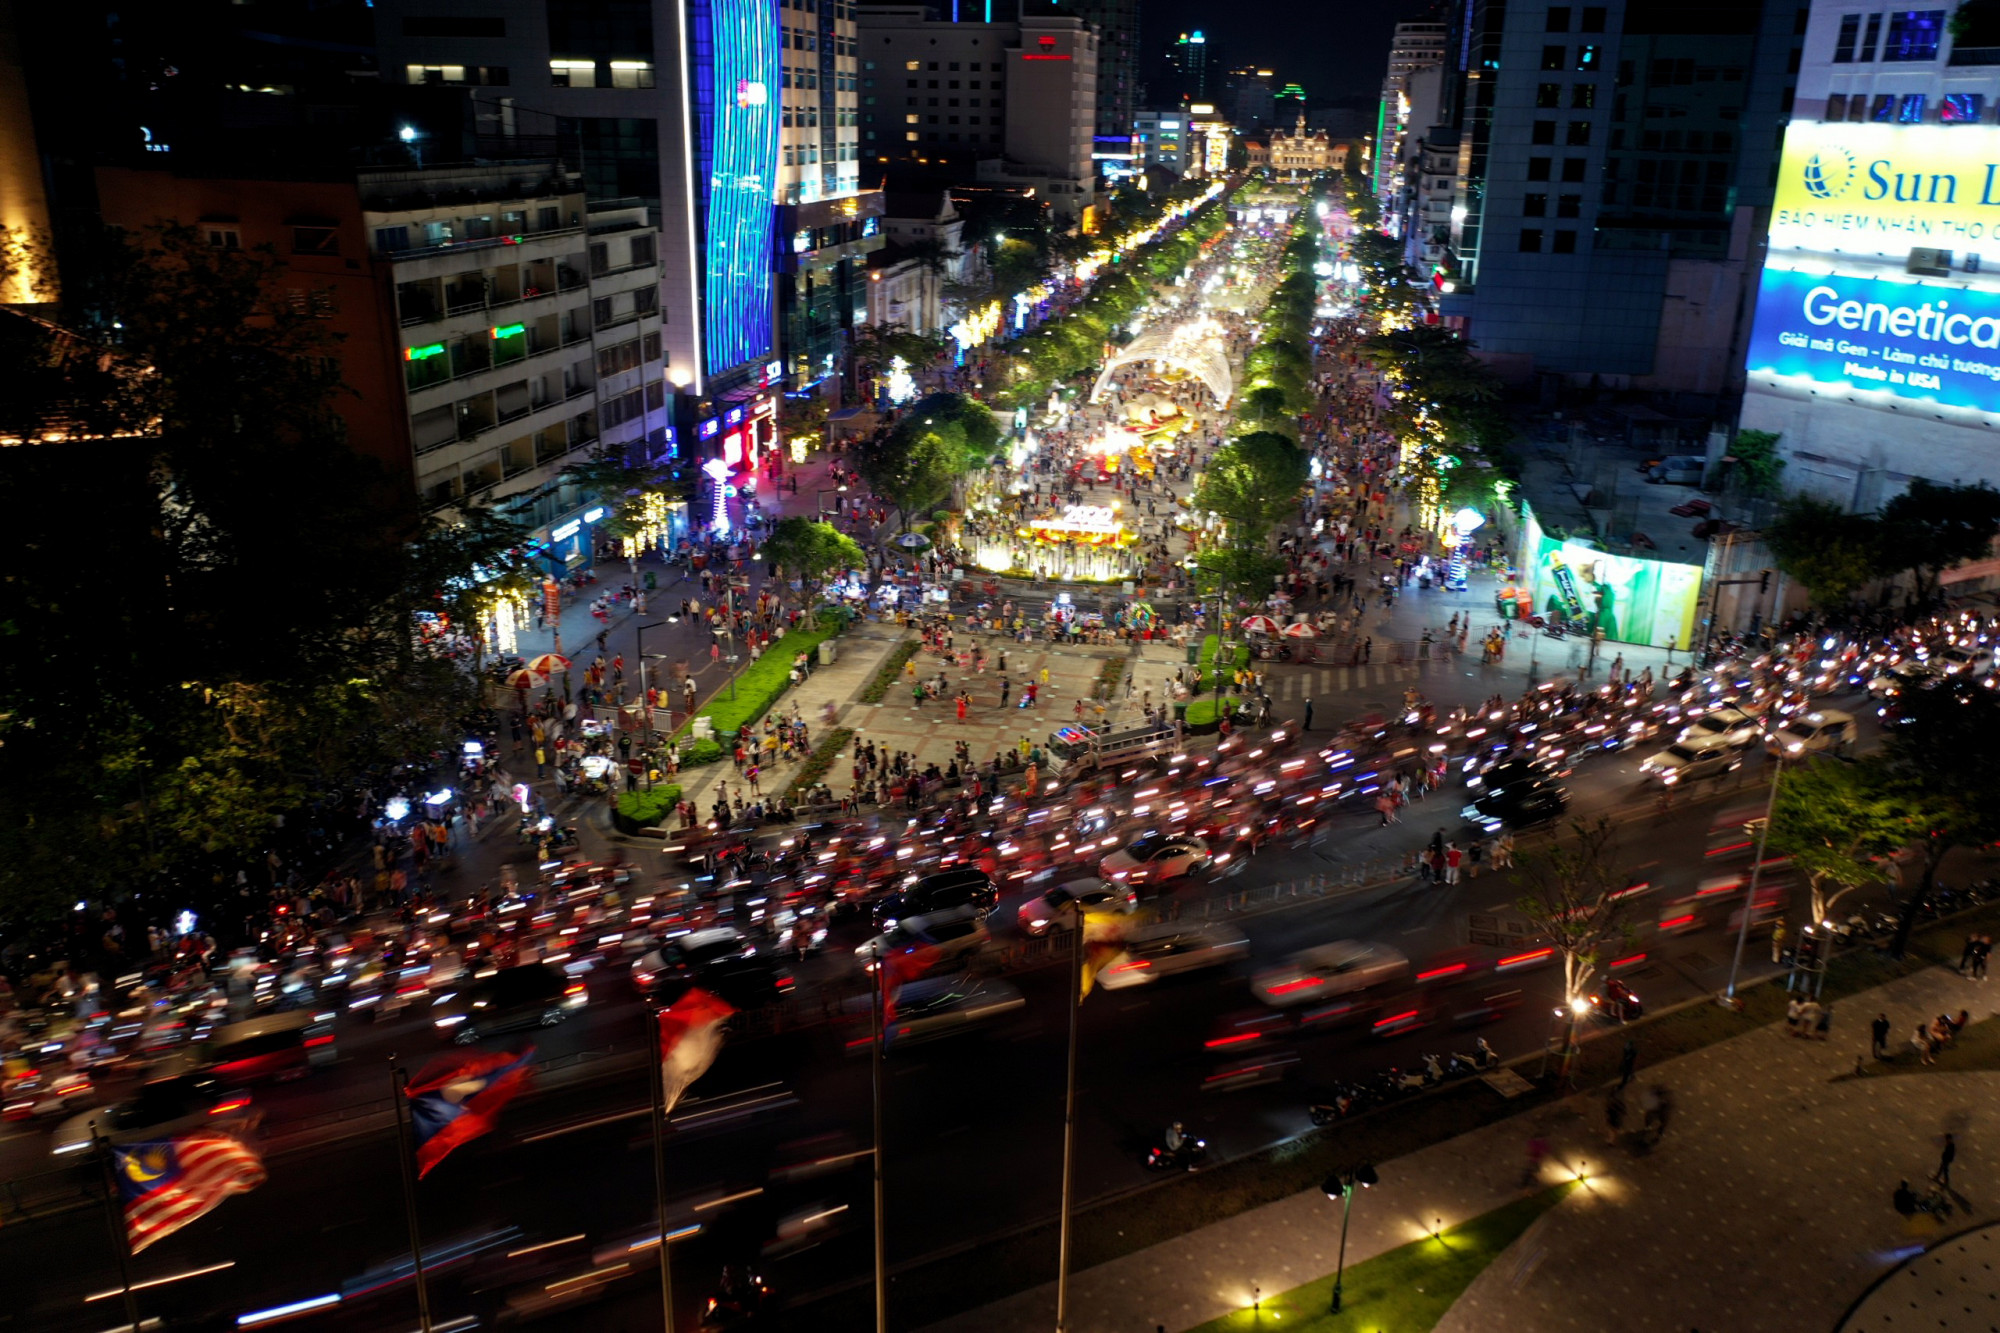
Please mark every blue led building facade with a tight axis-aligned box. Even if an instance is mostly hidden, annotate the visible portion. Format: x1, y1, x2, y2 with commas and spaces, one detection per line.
692, 0, 780, 376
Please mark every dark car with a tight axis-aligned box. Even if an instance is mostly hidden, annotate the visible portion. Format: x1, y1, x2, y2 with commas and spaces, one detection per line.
432, 963, 584, 1044
1461, 780, 1569, 834
51, 1073, 253, 1158
683, 953, 797, 1011
875, 867, 997, 929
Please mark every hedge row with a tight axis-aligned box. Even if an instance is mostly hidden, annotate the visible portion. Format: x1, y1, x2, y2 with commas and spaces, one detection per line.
614, 784, 683, 830
786, 727, 855, 800
672, 609, 845, 750
861, 638, 923, 704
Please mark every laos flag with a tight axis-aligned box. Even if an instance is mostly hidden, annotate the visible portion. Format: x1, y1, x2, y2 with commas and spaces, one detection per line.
405, 1047, 535, 1178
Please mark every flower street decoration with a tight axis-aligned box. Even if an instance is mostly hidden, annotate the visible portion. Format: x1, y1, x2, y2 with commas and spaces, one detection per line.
948, 300, 1005, 351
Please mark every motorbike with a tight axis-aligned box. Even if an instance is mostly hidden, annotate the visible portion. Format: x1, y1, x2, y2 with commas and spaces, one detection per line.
1588, 977, 1644, 1023
700, 1266, 774, 1330
1145, 1132, 1210, 1172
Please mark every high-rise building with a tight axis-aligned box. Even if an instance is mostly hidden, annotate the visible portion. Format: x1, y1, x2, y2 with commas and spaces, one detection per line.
1228, 66, 1277, 135
1031, 0, 1140, 145
375, 0, 881, 405
1739, 0, 2000, 502
1375, 22, 1448, 199
1432, 0, 1801, 403
1160, 30, 1212, 104
1133, 108, 1189, 176
95, 160, 670, 556
857, 7, 1099, 221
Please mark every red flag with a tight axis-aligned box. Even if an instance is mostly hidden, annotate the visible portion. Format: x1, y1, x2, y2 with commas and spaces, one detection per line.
405, 1047, 535, 1178
878, 943, 941, 1027
658, 988, 735, 1115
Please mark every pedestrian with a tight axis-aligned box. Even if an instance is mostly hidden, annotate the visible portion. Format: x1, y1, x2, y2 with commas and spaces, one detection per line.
1912, 1023, 1936, 1065
1770, 916, 1787, 964
1975, 934, 1992, 982
1815, 1000, 1834, 1041
1960, 933, 1978, 976
1444, 842, 1463, 884
1786, 995, 1802, 1034
1000, 677, 1011, 707
1604, 1089, 1627, 1145
1933, 1132, 1956, 1188
1618, 1038, 1638, 1090
1871, 1012, 1891, 1059
1302, 695, 1314, 731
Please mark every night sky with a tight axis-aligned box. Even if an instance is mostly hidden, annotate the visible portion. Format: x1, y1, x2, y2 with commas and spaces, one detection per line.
1140, 0, 1443, 105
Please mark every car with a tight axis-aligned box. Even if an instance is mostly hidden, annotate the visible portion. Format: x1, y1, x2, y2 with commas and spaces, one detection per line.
1638, 738, 1744, 786
875, 867, 997, 930
1095, 922, 1250, 989
1252, 941, 1408, 1008
200, 1011, 338, 1084
432, 962, 584, 1044
51, 1074, 253, 1158
1765, 708, 1854, 758
1866, 660, 1935, 698
1016, 877, 1138, 937
1460, 780, 1569, 834
1678, 706, 1762, 749
1099, 833, 1211, 886
857, 906, 991, 968
688, 953, 797, 1011
632, 927, 754, 998
883, 976, 1026, 1046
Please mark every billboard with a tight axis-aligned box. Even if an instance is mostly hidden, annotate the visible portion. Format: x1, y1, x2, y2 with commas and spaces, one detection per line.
1770, 122, 2000, 253
1524, 533, 1702, 650
1746, 266, 2000, 414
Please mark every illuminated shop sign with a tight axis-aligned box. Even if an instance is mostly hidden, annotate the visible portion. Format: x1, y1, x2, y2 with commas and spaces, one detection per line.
1771, 122, 2000, 252
1747, 266, 2000, 416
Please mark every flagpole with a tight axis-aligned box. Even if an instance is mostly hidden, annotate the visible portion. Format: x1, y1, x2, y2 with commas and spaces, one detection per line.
1055, 902, 1082, 1332
870, 958, 888, 1333
646, 1004, 676, 1333
389, 1060, 435, 1333
91, 1127, 141, 1332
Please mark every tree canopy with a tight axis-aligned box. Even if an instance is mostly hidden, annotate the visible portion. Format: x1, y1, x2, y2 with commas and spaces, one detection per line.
1196, 432, 1309, 546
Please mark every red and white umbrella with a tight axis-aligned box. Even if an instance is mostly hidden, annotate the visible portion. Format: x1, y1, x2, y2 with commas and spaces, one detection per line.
504, 668, 541, 690
525, 653, 571, 676
1240, 615, 1281, 635
1281, 622, 1318, 639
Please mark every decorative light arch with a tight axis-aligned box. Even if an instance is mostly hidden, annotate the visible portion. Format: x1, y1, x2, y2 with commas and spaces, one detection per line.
1090, 318, 1233, 407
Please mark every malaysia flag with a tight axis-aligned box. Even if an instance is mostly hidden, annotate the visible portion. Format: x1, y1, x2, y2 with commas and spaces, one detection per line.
405, 1047, 535, 1178
115, 1134, 267, 1253
658, 988, 735, 1116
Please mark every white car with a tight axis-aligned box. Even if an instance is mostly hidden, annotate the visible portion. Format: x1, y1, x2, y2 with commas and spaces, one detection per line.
1251, 941, 1408, 1009
857, 906, 990, 969
1016, 878, 1137, 937
1099, 833, 1212, 886
1638, 738, 1743, 786
1765, 708, 1855, 758
1095, 922, 1249, 990
1678, 706, 1762, 749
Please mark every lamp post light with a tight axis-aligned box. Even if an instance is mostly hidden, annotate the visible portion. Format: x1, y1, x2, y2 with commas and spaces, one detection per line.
1721, 754, 1787, 1006
1321, 1163, 1379, 1314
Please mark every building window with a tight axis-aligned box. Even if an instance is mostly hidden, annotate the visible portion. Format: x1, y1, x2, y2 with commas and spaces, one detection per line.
1532, 119, 1557, 144
1546, 6, 1571, 31
1523, 192, 1548, 216
1860, 12, 1885, 60
1871, 92, 1898, 121
1575, 44, 1600, 71
1557, 192, 1581, 217
1552, 229, 1578, 253
1542, 45, 1567, 71
610, 60, 656, 88
550, 58, 598, 87
1580, 6, 1606, 31
1897, 92, 1927, 121
205, 226, 241, 250
1537, 82, 1562, 108
1562, 157, 1587, 181
1527, 156, 1553, 180
1571, 83, 1596, 109
1826, 92, 1848, 120
1566, 120, 1592, 145
1882, 10, 1945, 62
1519, 228, 1544, 251
1942, 92, 1985, 122
592, 296, 615, 327
291, 225, 339, 256
629, 234, 656, 268
375, 226, 410, 253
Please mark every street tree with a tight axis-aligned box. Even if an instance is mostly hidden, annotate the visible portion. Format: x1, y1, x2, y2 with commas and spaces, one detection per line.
1878, 479, 2000, 604
1765, 756, 1911, 925
1196, 432, 1309, 547
1513, 818, 1635, 1077
850, 416, 957, 533
1882, 675, 2000, 952
762, 516, 864, 597
1765, 495, 1882, 608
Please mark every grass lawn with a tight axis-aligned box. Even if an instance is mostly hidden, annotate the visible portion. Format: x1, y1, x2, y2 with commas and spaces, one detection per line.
1185, 1184, 1578, 1333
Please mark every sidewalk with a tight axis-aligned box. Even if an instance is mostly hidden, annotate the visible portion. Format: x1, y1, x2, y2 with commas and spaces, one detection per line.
923, 963, 1998, 1333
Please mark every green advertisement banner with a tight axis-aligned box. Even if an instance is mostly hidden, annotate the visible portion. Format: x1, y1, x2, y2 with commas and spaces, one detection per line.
1525, 535, 1701, 650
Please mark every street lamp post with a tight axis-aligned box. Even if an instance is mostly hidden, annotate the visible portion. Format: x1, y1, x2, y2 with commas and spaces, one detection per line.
635, 620, 668, 742
1721, 753, 1787, 1005
1321, 1163, 1379, 1314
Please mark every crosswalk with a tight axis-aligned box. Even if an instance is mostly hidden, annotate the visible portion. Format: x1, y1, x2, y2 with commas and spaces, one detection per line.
1260, 659, 1456, 699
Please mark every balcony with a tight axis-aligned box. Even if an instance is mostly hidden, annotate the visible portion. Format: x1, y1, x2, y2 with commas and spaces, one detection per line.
382, 225, 583, 266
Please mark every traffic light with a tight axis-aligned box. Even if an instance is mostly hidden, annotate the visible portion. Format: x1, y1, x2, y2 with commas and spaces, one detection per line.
1759, 569, 1772, 593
